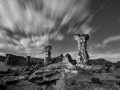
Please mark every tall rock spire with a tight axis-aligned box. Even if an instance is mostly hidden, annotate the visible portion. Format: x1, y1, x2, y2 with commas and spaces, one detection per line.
74, 34, 89, 66
44, 45, 52, 66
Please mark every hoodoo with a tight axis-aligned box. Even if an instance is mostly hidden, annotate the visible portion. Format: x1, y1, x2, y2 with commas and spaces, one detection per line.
44, 46, 53, 66
74, 34, 89, 67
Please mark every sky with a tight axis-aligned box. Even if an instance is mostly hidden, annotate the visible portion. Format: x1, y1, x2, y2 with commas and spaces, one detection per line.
0, 0, 120, 62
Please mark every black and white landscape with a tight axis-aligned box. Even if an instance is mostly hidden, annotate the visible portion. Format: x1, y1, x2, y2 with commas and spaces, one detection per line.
0, 0, 120, 90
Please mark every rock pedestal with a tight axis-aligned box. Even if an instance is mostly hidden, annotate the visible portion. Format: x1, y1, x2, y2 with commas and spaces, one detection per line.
74, 34, 89, 66
44, 46, 53, 66
5, 54, 11, 65
26, 56, 31, 65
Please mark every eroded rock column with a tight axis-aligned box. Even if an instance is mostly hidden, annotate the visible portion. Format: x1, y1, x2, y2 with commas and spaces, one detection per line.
74, 34, 89, 66
44, 46, 52, 66
26, 56, 31, 65
5, 54, 11, 65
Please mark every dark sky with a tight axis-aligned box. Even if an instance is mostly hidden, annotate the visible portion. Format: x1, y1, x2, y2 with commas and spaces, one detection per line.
0, 0, 120, 62
51, 0, 120, 62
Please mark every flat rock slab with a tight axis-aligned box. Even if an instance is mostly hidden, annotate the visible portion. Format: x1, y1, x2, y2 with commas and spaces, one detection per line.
0, 63, 11, 72
29, 69, 61, 85
7, 81, 40, 90
1, 76, 15, 82
93, 73, 120, 81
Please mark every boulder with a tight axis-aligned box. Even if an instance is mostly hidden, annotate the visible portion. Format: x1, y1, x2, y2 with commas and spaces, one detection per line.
91, 77, 102, 84
0, 79, 7, 90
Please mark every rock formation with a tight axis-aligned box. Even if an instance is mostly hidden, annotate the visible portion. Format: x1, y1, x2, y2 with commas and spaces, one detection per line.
26, 56, 31, 65
0, 35, 120, 90
4, 54, 27, 66
65, 54, 77, 66
74, 34, 89, 66
44, 46, 53, 66
5, 54, 11, 65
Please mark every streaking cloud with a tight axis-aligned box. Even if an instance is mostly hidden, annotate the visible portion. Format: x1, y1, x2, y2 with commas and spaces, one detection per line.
95, 35, 120, 48
0, 0, 91, 57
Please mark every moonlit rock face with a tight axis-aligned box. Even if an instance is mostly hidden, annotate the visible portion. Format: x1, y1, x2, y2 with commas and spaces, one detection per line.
82, 34, 89, 40
74, 34, 89, 67
74, 35, 80, 41
44, 46, 52, 52
63, 57, 75, 69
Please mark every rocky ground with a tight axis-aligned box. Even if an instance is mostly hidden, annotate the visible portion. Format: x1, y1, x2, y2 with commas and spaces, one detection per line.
0, 58, 120, 90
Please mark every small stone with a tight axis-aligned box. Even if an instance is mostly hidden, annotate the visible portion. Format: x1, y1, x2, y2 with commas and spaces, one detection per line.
91, 77, 102, 84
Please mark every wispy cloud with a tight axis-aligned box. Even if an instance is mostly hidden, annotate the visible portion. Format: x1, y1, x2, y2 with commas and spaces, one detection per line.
0, 0, 90, 34
67, 0, 108, 35
0, 0, 91, 57
50, 31, 64, 41
95, 35, 120, 48
67, 24, 94, 35
0, 52, 5, 56
0, 30, 49, 57
0, 30, 64, 57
